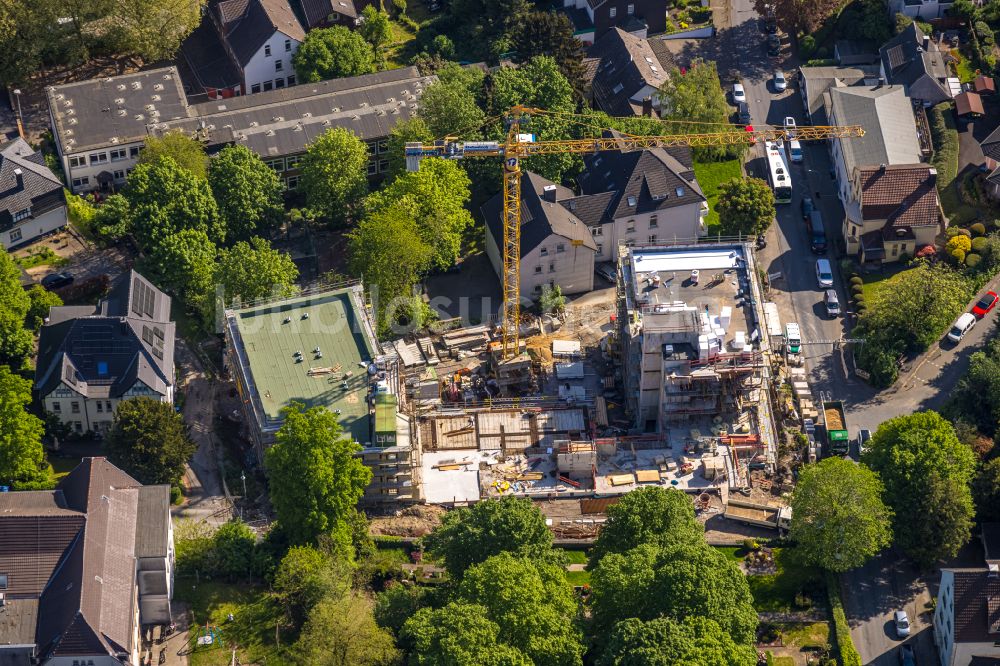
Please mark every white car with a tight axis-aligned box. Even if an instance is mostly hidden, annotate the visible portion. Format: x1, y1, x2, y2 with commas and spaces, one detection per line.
783, 116, 796, 137
947, 312, 977, 343
773, 71, 787, 92
894, 610, 911, 639
815, 258, 833, 289
732, 83, 746, 103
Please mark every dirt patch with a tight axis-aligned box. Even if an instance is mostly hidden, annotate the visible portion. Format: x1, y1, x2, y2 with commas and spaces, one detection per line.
369, 504, 447, 537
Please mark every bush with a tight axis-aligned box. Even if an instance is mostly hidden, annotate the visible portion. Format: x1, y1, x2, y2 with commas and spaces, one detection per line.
853, 292, 865, 303
966, 253, 982, 268
952, 248, 967, 264
800, 35, 817, 58
743, 538, 760, 551
957, 227, 972, 238
948, 235, 973, 254
971, 222, 987, 236
391, 0, 406, 14
851, 284, 864, 295
972, 236, 988, 253
689, 6, 711, 22
170, 485, 183, 505
827, 571, 863, 666
856, 303, 868, 314
850, 276, 864, 287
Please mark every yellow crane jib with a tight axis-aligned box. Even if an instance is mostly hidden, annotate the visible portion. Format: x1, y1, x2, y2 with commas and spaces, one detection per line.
402, 108, 865, 362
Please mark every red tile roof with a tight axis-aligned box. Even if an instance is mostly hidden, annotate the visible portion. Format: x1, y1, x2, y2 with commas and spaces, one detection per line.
957, 91, 985, 116
975, 75, 996, 93
857, 164, 940, 229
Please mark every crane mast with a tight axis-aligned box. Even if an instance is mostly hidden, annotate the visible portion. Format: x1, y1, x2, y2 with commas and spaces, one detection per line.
405, 106, 864, 362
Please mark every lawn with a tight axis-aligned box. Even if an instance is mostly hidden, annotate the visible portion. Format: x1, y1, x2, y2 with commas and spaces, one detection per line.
766, 655, 795, 666
559, 549, 589, 565
385, 19, 419, 69
714, 545, 749, 564
174, 579, 295, 666
693, 158, 743, 234
779, 621, 831, 651
15, 246, 68, 270
375, 544, 412, 566
861, 264, 916, 302
48, 456, 81, 481
746, 549, 824, 614
565, 569, 591, 587
955, 54, 977, 83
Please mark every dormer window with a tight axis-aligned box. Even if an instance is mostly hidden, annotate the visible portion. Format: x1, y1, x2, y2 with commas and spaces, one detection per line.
13, 208, 31, 222
627, 195, 637, 207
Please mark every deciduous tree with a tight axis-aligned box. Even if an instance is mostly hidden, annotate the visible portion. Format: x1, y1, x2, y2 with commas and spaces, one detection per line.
105, 396, 196, 486
137, 131, 209, 179
216, 237, 298, 305
863, 411, 977, 566
0, 365, 48, 488
589, 487, 703, 566
142, 228, 217, 320
947, 337, 1000, 436
418, 67, 486, 139
716, 177, 775, 237
401, 603, 533, 666
424, 496, 554, 578
213, 520, 257, 581
0, 252, 33, 368
274, 545, 352, 624
293, 26, 376, 83
599, 616, 757, 666
110, 0, 205, 61
374, 583, 433, 636
300, 128, 369, 225
264, 403, 372, 546
658, 59, 739, 161
790, 457, 893, 572
974, 457, 1000, 522
24, 286, 63, 332
208, 144, 284, 241
385, 117, 433, 181
126, 157, 224, 247
753, 0, 842, 35
359, 5, 392, 64
508, 11, 587, 98
295, 593, 401, 666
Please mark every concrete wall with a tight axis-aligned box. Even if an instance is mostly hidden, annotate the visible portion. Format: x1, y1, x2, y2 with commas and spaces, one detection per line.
3, 205, 67, 249
243, 30, 300, 93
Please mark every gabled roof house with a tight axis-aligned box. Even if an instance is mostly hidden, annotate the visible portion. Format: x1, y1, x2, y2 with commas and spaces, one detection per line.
0, 137, 67, 250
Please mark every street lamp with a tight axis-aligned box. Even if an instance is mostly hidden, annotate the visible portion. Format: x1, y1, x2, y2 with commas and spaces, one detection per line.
11, 89, 23, 139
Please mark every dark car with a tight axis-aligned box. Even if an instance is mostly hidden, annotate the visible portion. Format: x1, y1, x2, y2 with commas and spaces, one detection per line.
766, 34, 781, 56
41, 272, 74, 290
899, 644, 916, 666
800, 196, 815, 221
736, 102, 751, 125
808, 211, 826, 254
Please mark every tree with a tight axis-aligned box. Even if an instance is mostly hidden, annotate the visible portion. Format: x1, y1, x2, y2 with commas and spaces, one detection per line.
836, 0, 892, 43
589, 487, 703, 566
365, 157, 473, 269
599, 616, 757, 666
658, 59, 737, 161
105, 396, 196, 486
126, 157, 224, 247
716, 177, 775, 236
590, 542, 757, 646
895, 12, 913, 34
790, 458, 893, 572
0, 251, 32, 369
538, 284, 566, 314
385, 117, 434, 182
347, 206, 433, 333
213, 520, 257, 581
143, 228, 217, 321
753, 0, 843, 34
137, 131, 209, 180
274, 545, 352, 623
293, 26, 376, 83
109, 0, 204, 61
92, 193, 133, 242
0, 365, 48, 488
456, 553, 585, 665
24, 286, 62, 332
947, 337, 1000, 437
401, 603, 533, 666
300, 128, 369, 225
208, 144, 284, 241
863, 412, 977, 566
973, 457, 1000, 522
508, 11, 587, 98
295, 593, 401, 666
424, 496, 554, 578
447, 0, 530, 43
359, 5, 392, 64
374, 583, 433, 636
418, 71, 487, 139
264, 403, 372, 546
216, 237, 298, 305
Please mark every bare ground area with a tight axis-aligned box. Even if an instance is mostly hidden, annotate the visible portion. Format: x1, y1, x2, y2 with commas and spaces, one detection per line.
369, 504, 446, 537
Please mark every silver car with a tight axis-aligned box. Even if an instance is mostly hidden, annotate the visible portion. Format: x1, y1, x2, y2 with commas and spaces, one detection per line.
824, 290, 840, 317
773, 71, 787, 92
894, 610, 911, 638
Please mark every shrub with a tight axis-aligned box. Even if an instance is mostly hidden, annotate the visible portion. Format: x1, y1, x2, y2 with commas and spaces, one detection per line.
391, 0, 406, 14
743, 538, 760, 551
971, 222, 987, 236
853, 292, 865, 303
957, 227, 973, 238
966, 253, 982, 268
827, 571, 863, 666
951, 248, 967, 263
898, 252, 911, 264
689, 6, 711, 22
800, 35, 817, 58
972, 236, 988, 253
170, 485, 183, 505
850, 276, 864, 286
851, 284, 864, 295
947, 235, 972, 254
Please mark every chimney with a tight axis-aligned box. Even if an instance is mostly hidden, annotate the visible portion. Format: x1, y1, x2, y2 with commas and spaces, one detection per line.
879, 163, 887, 172
923, 35, 930, 51
542, 184, 558, 202
877, 77, 885, 89
642, 97, 653, 117
13, 168, 22, 190
927, 167, 937, 185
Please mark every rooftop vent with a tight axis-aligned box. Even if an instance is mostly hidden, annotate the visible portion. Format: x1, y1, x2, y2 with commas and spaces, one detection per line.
272, 116, 284, 122
117, 84, 126, 91
114, 97, 125, 105
145, 104, 155, 111
151, 94, 161, 101
131, 81, 142, 90
134, 114, 144, 121
302, 312, 310, 319
302, 111, 312, 118
69, 118, 78, 125
249, 121, 259, 127
153, 83, 164, 91
163, 73, 172, 80
627, 195, 637, 206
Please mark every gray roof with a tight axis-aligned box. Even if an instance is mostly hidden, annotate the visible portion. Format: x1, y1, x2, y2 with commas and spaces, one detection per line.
588, 28, 671, 116
153, 67, 433, 158
577, 133, 704, 220
180, 20, 244, 91
299, 0, 365, 26
0, 138, 63, 224
35, 270, 175, 400
798, 65, 878, 125
879, 23, 950, 98
827, 85, 921, 175
134, 486, 171, 559
214, 0, 306, 67
835, 39, 878, 65
46, 67, 189, 154
481, 172, 598, 259
981, 126, 1000, 162
0, 598, 39, 647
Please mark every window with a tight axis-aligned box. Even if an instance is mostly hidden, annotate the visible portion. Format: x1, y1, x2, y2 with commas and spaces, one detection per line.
849, 224, 856, 238
624, 239, 635, 247
285, 39, 292, 52
900, 244, 907, 253
275, 59, 283, 72
72, 177, 90, 188
596, 243, 603, 254
130, 146, 141, 158
69, 155, 86, 168
556, 243, 565, 253
89, 152, 108, 164
251, 83, 261, 94
591, 226, 602, 236
71, 402, 80, 414
52, 401, 61, 413
377, 139, 389, 154
549, 262, 556, 273
9, 229, 20, 243
609, 6, 617, 17
0, 574, 6, 589
286, 155, 302, 170
264, 44, 272, 57
287, 74, 296, 86
96, 401, 103, 413
627, 3, 634, 13
367, 161, 378, 176
627, 195, 637, 207
649, 215, 658, 228
540, 246, 548, 256
275, 78, 285, 89
106, 401, 112, 412
648, 234, 657, 244
286, 175, 299, 190
891, 245, 898, 257
534, 265, 542, 274
74, 421, 83, 432
378, 158, 389, 173
13, 208, 30, 222
626, 220, 635, 232
113, 169, 125, 181
263, 81, 273, 91
110, 148, 127, 161
265, 158, 285, 171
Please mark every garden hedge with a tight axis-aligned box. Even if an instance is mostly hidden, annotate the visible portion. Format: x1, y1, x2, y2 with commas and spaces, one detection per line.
826, 570, 862, 666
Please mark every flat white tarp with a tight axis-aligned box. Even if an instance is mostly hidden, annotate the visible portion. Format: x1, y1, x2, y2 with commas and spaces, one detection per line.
555, 362, 585, 379
632, 248, 743, 273
551, 339, 581, 356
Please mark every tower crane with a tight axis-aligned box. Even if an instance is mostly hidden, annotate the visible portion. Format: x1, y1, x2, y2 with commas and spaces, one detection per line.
405, 105, 865, 362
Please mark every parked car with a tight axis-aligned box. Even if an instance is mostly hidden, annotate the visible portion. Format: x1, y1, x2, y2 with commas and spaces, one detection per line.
894, 610, 911, 639
800, 196, 815, 220
766, 33, 781, 56
788, 139, 803, 163
772, 71, 787, 92
947, 312, 977, 343
783, 116, 796, 136
824, 289, 840, 317
732, 82, 746, 103
972, 290, 999, 318
595, 263, 616, 283
41, 272, 74, 290
808, 211, 827, 254
736, 101, 751, 125
815, 258, 833, 288
899, 643, 916, 666
858, 428, 872, 456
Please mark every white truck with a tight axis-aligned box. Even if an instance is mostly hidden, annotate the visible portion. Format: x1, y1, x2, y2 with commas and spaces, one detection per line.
724, 499, 792, 534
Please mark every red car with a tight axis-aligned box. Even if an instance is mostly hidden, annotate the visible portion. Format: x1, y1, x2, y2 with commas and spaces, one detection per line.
973, 291, 999, 318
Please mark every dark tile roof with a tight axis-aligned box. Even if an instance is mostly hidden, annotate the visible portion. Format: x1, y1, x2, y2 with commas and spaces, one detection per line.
947, 569, 1000, 644
46, 68, 189, 155
835, 39, 878, 65
35, 270, 175, 400
299, 0, 366, 26
156, 67, 433, 158
0, 138, 64, 223
562, 6, 595, 33
481, 172, 598, 259
588, 28, 671, 116
216, 0, 305, 67
982, 125, 1000, 162
857, 164, 940, 229
970, 657, 1000, 666
577, 132, 704, 220
180, 20, 243, 91
879, 23, 950, 96
983, 523, 1000, 562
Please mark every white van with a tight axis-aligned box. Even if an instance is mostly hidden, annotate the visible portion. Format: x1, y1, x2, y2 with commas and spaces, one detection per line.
947, 312, 976, 343
788, 139, 803, 163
